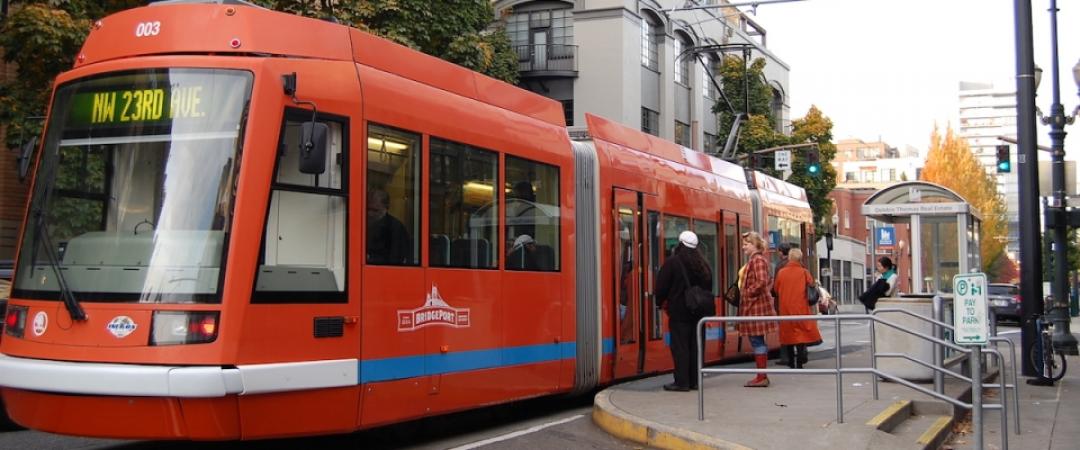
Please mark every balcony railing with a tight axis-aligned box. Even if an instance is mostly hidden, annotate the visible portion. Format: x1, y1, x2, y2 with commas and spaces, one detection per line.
514, 44, 578, 77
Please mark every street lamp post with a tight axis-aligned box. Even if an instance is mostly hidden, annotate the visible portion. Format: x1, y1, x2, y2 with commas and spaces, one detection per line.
1038, 0, 1080, 358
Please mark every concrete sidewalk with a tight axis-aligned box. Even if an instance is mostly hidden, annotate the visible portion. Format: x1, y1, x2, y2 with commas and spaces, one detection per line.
593, 340, 1080, 450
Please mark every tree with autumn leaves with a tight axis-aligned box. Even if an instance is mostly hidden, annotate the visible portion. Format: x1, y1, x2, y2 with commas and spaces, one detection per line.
920, 125, 1009, 278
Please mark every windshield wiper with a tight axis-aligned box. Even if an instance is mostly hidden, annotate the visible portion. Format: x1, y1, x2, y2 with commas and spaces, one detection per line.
27, 147, 87, 321
36, 219, 86, 321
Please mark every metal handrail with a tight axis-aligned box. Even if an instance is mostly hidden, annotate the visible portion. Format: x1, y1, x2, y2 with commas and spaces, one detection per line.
873, 304, 1022, 435
696, 313, 1010, 450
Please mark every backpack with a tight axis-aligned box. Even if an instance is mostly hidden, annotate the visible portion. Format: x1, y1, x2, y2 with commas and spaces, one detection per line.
679, 263, 716, 318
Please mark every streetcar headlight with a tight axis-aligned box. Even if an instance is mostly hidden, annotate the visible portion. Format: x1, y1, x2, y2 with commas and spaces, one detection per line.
4, 305, 27, 339
150, 311, 219, 345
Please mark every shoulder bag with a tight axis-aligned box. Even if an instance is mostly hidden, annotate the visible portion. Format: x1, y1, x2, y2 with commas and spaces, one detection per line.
723, 283, 740, 308
679, 263, 716, 318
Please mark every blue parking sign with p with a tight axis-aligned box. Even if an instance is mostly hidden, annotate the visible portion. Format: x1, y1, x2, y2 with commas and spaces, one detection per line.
876, 226, 895, 249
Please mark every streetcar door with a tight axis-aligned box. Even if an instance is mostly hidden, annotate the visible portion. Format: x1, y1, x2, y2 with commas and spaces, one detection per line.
613, 189, 645, 377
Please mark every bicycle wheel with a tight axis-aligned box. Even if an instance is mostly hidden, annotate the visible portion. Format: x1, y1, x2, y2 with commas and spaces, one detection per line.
1029, 338, 1068, 381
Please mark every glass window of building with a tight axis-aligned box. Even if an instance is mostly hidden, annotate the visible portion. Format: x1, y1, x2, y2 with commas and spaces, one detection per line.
702, 55, 715, 99
674, 35, 691, 86
704, 132, 717, 154
641, 13, 659, 71
675, 121, 690, 146
641, 108, 659, 136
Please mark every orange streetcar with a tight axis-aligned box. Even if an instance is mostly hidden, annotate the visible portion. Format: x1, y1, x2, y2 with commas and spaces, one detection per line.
0, 2, 810, 440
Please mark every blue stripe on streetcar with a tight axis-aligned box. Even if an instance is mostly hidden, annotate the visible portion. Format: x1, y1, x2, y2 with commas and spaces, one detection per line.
359, 342, 576, 383
358, 329, 726, 384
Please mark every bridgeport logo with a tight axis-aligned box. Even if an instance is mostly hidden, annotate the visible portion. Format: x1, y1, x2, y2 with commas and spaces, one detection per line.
397, 285, 471, 332
106, 316, 138, 338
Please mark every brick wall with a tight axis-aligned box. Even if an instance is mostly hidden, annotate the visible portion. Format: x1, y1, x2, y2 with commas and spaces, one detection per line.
0, 52, 29, 261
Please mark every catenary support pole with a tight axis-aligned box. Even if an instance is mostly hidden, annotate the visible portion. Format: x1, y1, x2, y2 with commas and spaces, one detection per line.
1013, 0, 1044, 377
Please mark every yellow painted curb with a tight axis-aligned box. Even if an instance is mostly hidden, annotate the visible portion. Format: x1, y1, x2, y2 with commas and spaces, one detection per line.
865, 400, 911, 429
917, 416, 952, 446
592, 391, 752, 450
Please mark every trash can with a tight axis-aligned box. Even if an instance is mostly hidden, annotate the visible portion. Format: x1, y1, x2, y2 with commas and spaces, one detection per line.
873, 296, 937, 382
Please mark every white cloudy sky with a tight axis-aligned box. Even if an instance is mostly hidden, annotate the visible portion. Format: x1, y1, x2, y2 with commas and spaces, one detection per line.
750, 0, 1079, 155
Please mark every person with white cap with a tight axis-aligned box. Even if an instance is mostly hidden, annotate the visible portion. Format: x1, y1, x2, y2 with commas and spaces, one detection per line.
507, 234, 537, 270
654, 230, 713, 392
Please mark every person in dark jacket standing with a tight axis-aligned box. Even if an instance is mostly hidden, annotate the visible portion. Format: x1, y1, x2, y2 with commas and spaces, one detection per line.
655, 230, 713, 392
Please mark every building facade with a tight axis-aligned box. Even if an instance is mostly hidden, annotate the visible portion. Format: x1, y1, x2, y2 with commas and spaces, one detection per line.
958, 80, 1019, 256
0, 51, 26, 263
492, 0, 791, 151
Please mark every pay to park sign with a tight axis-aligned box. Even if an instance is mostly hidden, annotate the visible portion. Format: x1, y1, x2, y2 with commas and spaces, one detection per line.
953, 273, 989, 345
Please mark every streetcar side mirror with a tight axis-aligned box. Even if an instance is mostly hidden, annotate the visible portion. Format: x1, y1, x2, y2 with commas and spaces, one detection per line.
16, 136, 38, 181
298, 122, 328, 175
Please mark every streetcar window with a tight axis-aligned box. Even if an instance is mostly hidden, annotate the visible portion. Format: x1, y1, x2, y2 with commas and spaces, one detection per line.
724, 222, 738, 317
366, 124, 421, 266
693, 220, 719, 295
505, 156, 559, 271
429, 138, 497, 269
648, 211, 662, 340
254, 110, 347, 302
662, 215, 689, 257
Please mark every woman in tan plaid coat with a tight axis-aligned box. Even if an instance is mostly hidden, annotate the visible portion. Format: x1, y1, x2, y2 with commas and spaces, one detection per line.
738, 231, 778, 387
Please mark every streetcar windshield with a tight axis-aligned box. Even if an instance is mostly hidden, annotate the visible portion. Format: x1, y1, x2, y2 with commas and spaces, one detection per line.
13, 69, 252, 303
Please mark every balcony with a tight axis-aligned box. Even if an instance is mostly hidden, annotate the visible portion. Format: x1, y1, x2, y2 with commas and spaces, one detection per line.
514, 44, 578, 78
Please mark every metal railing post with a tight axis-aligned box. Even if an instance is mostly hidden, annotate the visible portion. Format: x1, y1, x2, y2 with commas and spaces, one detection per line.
870, 316, 879, 400
694, 313, 1009, 450
987, 349, 1010, 450
972, 345, 983, 450
697, 318, 705, 421
835, 314, 843, 423
990, 336, 1021, 434
933, 295, 945, 395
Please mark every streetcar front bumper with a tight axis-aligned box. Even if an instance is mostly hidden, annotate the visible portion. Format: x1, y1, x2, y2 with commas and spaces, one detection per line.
0, 353, 356, 397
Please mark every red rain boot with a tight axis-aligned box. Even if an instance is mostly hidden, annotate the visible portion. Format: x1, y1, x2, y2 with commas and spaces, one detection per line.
744, 354, 770, 387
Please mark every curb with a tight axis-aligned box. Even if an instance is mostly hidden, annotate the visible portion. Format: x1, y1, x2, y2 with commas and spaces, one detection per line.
592, 389, 752, 450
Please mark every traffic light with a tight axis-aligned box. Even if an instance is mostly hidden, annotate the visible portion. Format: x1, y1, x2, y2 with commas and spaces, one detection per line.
807, 148, 821, 175
996, 145, 1011, 173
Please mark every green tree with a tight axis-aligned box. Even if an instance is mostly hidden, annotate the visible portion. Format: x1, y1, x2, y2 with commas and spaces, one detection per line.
0, 1, 141, 148
714, 55, 784, 154
252, 0, 518, 83
710, 54, 838, 235
0, 1, 518, 150
788, 106, 839, 237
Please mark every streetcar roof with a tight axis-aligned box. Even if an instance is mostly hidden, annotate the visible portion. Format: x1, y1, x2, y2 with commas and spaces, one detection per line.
76, 2, 566, 128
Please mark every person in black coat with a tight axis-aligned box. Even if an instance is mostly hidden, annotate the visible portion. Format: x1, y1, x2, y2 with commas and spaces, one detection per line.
654, 230, 713, 392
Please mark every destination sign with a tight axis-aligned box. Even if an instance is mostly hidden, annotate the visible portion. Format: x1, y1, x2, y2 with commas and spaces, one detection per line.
68, 85, 207, 126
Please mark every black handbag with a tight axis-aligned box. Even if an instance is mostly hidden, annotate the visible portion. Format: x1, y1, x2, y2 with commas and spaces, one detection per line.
807, 282, 820, 306
723, 282, 740, 308
679, 264, 716, 318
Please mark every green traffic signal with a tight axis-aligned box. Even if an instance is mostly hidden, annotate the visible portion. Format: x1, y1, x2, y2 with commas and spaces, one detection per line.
808, 163, 821, 175
995, 144, 1011, 173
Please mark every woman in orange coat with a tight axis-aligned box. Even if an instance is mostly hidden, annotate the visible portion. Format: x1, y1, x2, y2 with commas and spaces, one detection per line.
773, 248, 822, 369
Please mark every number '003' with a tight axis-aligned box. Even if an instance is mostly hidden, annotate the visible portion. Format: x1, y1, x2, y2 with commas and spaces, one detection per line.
135, 22, 161, 37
